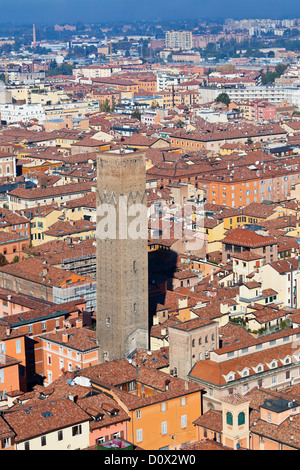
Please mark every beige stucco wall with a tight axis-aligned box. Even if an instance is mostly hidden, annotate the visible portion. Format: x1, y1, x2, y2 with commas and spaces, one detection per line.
15, 421, 90, 450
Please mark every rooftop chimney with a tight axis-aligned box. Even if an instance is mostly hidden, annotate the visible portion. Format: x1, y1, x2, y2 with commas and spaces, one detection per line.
62, 333, 69, 343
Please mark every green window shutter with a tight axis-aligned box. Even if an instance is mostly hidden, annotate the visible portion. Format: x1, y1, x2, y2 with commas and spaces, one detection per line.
226, 412, 233, 426
238, 412, 245, 426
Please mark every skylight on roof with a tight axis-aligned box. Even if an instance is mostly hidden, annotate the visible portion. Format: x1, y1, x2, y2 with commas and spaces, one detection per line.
41, 411, 53, 418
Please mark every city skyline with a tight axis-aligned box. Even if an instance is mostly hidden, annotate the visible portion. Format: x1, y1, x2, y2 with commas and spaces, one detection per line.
0, 0, 299, 25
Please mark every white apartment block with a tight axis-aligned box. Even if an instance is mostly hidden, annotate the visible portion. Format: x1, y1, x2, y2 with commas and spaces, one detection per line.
165, 30, 193, 50
157, 72, 187, 91
0, 103, 45, 124
73, 65, 122, 82
141, 108, 167, 126
225, 86, 286, 103
198, 85, 300, 109
283, 85, 300, 109
226, 85, 300, 108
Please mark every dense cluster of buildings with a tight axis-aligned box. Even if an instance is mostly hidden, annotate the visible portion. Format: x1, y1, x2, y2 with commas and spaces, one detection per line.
0, 18, 299, 452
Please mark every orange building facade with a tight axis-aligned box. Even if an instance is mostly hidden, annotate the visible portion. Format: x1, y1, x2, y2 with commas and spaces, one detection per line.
0, 234, 30, 263
4, 300, 87, 389
39, 322, 99, 386
1, 332, 27, 392
0, 332, 26, 403
147, 166, 300, 209
91, 378, 203, 450
125, 390, 202, 450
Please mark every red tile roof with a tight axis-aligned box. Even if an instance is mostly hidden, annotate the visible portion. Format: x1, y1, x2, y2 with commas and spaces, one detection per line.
222, 228, 276, 248
4, 398, 90, 443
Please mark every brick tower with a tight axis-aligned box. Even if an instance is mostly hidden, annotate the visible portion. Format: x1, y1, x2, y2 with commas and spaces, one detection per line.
96, 151, 149, 362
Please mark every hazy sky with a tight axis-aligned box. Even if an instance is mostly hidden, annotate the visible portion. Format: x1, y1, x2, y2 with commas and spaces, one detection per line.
0, 0, 299, 24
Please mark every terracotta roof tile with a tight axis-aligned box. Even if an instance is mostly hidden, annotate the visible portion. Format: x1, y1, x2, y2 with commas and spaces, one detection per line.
4, 399, 90, 443
182, 439, 232, 450
222, 228, 276, 248
193, 409, 223, 432
39, 326, 98, 353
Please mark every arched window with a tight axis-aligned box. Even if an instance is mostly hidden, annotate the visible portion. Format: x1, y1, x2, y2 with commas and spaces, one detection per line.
238, 412, 245, 426
226, 412, 233, 426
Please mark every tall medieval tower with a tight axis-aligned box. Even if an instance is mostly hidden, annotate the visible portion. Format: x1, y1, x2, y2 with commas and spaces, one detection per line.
96, 151, 149, 362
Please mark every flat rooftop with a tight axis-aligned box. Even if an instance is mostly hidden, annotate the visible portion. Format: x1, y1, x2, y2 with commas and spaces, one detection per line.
261, 397, 299, 413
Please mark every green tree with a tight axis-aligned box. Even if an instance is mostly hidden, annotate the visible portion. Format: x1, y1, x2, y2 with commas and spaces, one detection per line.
0, 253, 8, 267
215, 92, 230, 107
150, 100, 159, 109
260, 63, 289, 85
131, 107, 141, 121
46, 62, 73, 77
99, 99, 111, 113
